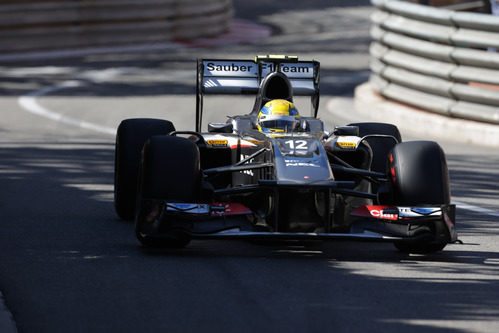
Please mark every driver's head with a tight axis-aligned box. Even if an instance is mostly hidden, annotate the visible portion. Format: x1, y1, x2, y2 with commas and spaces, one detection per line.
257, 99, 300, 133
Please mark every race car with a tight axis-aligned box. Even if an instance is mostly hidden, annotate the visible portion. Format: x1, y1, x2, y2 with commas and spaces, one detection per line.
114, 55, 457, 253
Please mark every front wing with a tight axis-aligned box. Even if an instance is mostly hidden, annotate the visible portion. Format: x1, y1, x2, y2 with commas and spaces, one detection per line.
136, 200, 457, 244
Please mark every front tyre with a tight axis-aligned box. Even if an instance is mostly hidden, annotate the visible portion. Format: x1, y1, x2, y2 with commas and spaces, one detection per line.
135, 136, 201, 248
390, 141, 450, 206
114, 118, 175, 220
389, 141, 450, 254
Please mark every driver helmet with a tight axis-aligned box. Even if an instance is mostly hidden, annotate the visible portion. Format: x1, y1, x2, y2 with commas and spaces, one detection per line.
257, 99, 300, 132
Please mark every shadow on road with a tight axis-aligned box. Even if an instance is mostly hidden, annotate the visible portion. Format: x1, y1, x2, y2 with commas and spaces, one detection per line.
1, 138, 499, 332
0, 140, 498, 332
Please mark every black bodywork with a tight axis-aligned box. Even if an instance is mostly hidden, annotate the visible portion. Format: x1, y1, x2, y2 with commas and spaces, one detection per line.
134, 56, 457, 249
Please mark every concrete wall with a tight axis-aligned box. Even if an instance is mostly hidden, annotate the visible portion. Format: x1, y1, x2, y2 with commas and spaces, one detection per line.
0, 0, 233, 53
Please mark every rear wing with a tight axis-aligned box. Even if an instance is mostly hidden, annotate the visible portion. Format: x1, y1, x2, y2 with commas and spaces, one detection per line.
196, 55, 320, 132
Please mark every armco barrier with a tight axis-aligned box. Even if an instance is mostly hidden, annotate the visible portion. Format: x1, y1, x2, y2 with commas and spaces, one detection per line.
370, 0, 499, 124
0, 0, 232, 53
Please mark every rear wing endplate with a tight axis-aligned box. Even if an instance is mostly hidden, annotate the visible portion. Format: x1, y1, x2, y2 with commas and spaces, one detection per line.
196, 55, 320, 132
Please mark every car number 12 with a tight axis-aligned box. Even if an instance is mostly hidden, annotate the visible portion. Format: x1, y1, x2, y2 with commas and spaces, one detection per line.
284, 139, 308, 150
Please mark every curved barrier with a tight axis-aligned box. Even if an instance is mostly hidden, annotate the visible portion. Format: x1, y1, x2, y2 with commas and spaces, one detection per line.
0, 0, 232, 53
370, 0, 499, 124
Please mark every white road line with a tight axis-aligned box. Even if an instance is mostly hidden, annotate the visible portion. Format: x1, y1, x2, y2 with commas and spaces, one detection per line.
18, 80, 117, 136
453, 201, 499, 218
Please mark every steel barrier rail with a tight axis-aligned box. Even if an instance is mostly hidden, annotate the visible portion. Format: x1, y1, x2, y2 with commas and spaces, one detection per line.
370, 0, 499, 124
0, 0, 232, 53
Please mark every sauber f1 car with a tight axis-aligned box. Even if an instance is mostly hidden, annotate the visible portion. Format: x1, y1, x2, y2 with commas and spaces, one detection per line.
114, 55, 457, 253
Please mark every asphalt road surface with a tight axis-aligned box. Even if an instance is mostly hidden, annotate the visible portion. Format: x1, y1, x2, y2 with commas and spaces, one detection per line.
1, 1, 499, 332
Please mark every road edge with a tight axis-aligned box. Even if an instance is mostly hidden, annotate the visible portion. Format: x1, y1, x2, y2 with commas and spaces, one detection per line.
0, 292, 17, 333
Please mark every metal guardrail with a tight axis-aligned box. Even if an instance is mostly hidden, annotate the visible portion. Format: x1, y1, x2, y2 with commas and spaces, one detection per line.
370, 0, 499, 124
0, 0, 232, 53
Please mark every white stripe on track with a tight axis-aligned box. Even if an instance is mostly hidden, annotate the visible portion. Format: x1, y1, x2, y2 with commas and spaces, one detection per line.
453, 201, 499, 218
18, 80, 117, 136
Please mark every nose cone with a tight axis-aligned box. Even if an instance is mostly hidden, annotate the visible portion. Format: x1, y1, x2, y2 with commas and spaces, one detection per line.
273, 137, 333, 182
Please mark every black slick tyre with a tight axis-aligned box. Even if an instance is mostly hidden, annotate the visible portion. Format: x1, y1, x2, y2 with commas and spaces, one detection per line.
136, 135, 200, 248
389, 141, 450, 254
114, 118, 175, 221
389, 141, 450, 206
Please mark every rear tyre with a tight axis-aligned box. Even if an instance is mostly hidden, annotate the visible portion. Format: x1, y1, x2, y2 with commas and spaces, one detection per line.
390, 141, 450, 254
348, 122, 401, 174
136, 136, 200, 248
114, 118, 175, 221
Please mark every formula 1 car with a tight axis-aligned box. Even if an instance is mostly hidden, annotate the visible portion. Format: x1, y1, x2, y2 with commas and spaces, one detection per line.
114, 55, 457, 253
